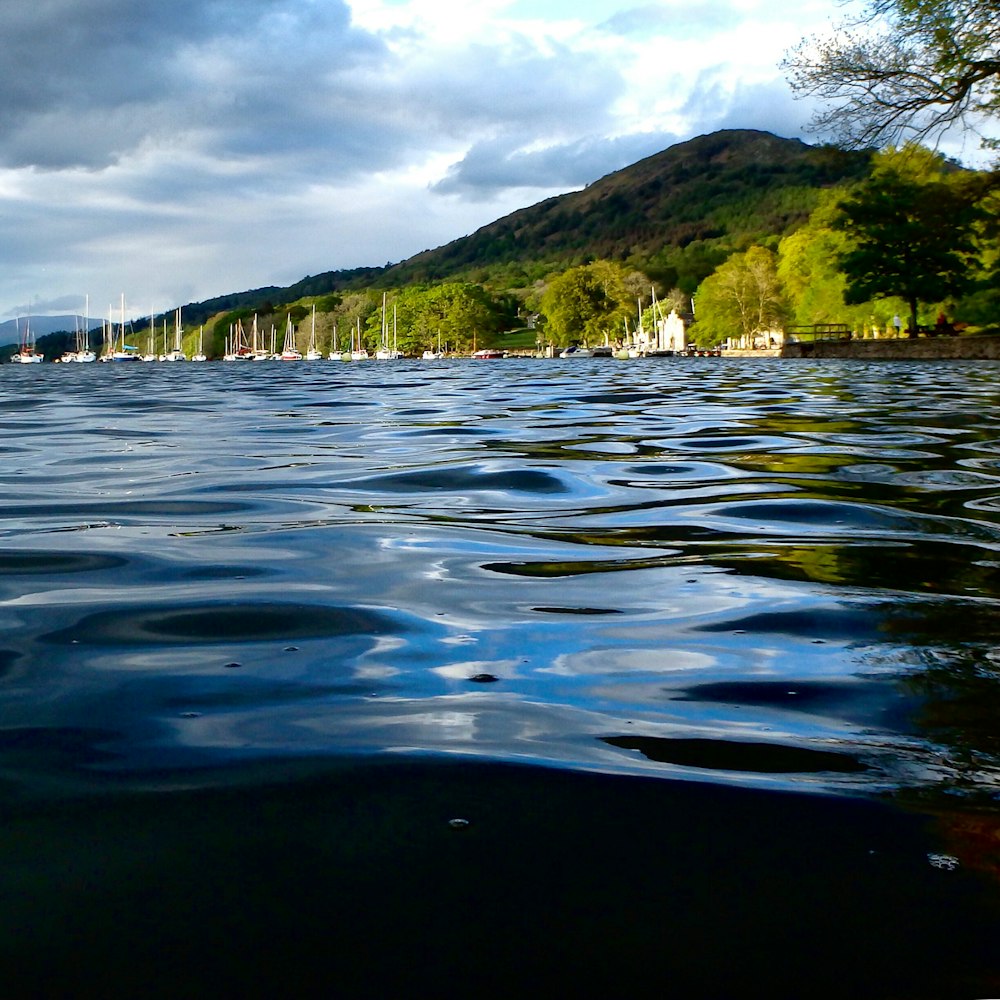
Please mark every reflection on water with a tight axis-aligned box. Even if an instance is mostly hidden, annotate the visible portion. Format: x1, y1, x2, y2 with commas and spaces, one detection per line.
3, 358, 1000, 802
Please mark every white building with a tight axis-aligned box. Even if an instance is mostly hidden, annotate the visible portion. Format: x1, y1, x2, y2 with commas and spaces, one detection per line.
654, 309, 686, 353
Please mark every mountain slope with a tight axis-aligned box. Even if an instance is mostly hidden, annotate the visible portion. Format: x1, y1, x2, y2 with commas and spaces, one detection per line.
388, 130, 871, 284
3, 129, 873, 355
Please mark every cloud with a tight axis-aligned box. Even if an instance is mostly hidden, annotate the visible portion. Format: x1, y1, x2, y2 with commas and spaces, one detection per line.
432, 130, 682, 198
0, 0, 858, 321
0, 0, 381, 171
599, 3, 734, 39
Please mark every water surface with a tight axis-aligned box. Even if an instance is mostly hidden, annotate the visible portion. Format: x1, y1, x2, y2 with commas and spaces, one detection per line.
5, 357, 1000, 996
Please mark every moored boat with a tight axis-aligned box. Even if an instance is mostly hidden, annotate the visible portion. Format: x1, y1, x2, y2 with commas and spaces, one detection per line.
191, 325, 207, 362
280, 313, 302, 361
10, 318, 43, 364
164, 308, 187, 361
304, 305, 323, 360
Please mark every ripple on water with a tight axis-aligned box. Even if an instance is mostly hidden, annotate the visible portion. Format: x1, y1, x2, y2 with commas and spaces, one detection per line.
42, 602, 401, 647
601, 735, 870, 774
349, 465, 570, 495
4, 361, 1000, 797
0, 550, 128, 574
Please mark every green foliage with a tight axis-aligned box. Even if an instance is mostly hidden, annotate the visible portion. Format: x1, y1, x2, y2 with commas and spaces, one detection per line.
539, 261, 637, 347
691, 246, 787, 346
315, 294, 342, 314
776, 190, 855, 326
785, 0, 1000, 152
835, 153, 989, 330
350, 283, 505, 354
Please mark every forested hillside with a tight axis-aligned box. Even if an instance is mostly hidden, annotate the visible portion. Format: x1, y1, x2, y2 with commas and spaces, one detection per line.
15, 128, 996, 361
390, 130, 871, 291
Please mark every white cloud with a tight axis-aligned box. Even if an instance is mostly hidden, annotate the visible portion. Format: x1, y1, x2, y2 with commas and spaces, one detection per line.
0, 0, 891, 321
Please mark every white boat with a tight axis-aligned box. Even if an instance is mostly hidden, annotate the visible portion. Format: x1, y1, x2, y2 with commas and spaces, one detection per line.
422, 329, 445, 359
349, 317, 368, 360
303, 304, 323, 360
59, 316, 83, 363
139, 312, 158, 361
192, 325, 207, 362
224, 319, 254, 361
102, 295, 140, 361
76, 299, 97, 362
280, 313, 302, 361
66, 296, 96, 362
250, 315, 269, 361
375, 295, 403, 359
559, 345, 594, 358
164, 308, 186, 361
10, 317, 43, 363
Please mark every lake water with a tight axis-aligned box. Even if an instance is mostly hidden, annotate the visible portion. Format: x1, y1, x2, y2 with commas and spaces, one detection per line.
3, 357, 1000, 997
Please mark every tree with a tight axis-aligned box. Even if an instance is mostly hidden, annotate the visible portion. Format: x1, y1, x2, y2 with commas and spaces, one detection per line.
539, 261, 636, 347
777, 189, 862, 326
366, 283, 502, 354
691, 247, 787, 346
834, 163, 988, 331
784, 0, 1000, 151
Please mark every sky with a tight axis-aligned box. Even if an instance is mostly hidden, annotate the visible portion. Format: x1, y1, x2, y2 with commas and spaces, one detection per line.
0, 0, 944, 323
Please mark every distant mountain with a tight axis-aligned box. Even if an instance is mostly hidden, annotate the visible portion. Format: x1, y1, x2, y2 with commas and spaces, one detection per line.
0, 315, 84, 339
168, 129, 870, 319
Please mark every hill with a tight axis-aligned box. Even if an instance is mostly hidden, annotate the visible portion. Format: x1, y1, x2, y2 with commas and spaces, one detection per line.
182, 129, 871, 314
0, 315, 87, 340
3, 129, 875, 359
386, 129, 871, 289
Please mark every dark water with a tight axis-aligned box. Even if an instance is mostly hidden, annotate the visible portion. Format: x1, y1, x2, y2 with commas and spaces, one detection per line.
3, 358, 1000, 997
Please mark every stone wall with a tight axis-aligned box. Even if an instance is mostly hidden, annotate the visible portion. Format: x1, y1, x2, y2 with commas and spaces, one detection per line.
779, 334, 1000, 360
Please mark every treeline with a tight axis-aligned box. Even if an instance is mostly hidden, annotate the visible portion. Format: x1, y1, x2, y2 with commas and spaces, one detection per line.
690, 146, 999, 346
17, 132, 996, 360
194, 145, 995, 357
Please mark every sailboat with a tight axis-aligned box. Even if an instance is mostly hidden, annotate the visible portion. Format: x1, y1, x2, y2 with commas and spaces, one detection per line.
138, 312, 156, 361
164, 308, 186, 361
10, 317, 43, 363
106, 295, 140, 361
250, 315, 269, 361
350, 317, 369, 360
328, 322, 340, 360
139, 315, 157, 362
304, 304, 323, 360
192, 325, 207, 362
375, 295, 402, 359
58, 316, 81, 363
280, 313, 302, 361
224, 319, 254, 360
422, 329, 444, 360
76, 297, 96, 363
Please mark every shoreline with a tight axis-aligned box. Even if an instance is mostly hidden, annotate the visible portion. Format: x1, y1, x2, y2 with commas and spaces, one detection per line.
773, 332, 1000, 360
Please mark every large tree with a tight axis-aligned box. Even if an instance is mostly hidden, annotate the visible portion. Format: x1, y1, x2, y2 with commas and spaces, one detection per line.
539, 261, 636, 347
835, 161, 988, 331
784, 0, 1000, 151
692, 246, 787, 346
